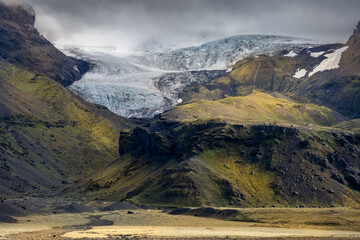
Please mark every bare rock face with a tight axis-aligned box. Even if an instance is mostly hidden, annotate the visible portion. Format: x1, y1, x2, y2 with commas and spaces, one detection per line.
0, 1, 89, 86
0, 1, 35, 25
339, 20, 360, 76
354, 21, 360, 34
346, 20, 360, 48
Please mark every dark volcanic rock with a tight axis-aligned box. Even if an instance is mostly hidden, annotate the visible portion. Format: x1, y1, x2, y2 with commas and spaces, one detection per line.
116, 119, 360, 207
169, 207, 240, 219
0, 1, 89, 86
119, 127, 173, 161
0, 202, 27, 216
341, 20, 360, 76
61, 203, 93, 213
0, 215, 17, 223
0, 1, 35, 25
169, 208, 191, 215
100, 202, 139, 211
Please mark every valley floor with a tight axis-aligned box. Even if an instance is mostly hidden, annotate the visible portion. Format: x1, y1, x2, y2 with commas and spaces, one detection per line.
1, 207, 360, 239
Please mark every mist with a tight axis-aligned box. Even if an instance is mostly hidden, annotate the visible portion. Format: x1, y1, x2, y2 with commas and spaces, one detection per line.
21, 0, 360, 52
0, 0, 35, 16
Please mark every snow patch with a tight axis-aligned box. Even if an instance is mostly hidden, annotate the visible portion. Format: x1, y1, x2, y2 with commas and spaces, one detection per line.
310, 51, 325, 58
308, 46, 348, 77
293, 68, 307, 78
226, 67, 233, 73
73, 65, 80, 73
284, 50, 297, 57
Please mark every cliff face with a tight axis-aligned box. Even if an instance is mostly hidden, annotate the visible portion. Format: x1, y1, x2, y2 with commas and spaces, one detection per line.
340, 21, 360, 75
0, 1, 35, 25
0, 1, 89, 86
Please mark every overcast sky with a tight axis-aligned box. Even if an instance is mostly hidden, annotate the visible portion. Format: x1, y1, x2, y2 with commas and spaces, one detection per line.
21, 0, 360, 51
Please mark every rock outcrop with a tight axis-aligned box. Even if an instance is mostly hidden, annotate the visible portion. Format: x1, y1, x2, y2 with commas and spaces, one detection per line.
75, 118, 360, 207
340, 20, 360, 75
0, 1, 89, 86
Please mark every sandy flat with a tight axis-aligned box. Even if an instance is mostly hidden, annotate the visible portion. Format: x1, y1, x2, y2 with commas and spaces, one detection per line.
0, 213, 90, 239
63, 225, 360, 239
2, 208, 360, 239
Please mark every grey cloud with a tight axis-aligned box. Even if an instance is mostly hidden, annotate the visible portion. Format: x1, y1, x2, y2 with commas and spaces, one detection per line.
21, 0, 360, 51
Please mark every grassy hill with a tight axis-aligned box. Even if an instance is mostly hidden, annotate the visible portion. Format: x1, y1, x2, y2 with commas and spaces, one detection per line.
74, 117, 360, 207
0, 2, 134, 198
164, 91, 345, 127
2, 1, 360, 210
72, 89, 360, 208
73, 22, 360, 208
0, 60, 130, 197
179, 36, 360, 118
74, 22, 360, 207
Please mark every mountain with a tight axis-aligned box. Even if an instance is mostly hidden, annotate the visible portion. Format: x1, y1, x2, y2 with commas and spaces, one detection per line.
2, 0, 360, 209
66, 35, 312, 118
340, 21, 360, 75
0, 2, 130, 198
0, 1, 89, 86
74, 100, 360, 207
177, 33, 360, 118
74, 21, 360, 208
139, 35, 312, 71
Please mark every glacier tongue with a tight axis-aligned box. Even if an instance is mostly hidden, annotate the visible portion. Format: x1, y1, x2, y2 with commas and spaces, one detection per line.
69, 72, 168, 118
67, 48, 176, 118
66, 35, 312, 118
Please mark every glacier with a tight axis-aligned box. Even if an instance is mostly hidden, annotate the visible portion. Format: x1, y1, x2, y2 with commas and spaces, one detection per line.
64, 35, 313, 118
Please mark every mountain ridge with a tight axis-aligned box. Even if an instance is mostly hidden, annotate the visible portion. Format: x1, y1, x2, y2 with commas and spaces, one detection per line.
0, 1, 89, 86
74, 21, 360, 207
67, 34, 313, 118
0, 2, 130, 198
1, 0, 360, 210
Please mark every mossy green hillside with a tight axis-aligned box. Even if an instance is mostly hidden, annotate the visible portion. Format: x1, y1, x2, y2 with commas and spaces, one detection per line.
165, 91, 345, 127
73, 22, 360, 207
75, 119, 360, 208
179, 46, 360, 118
292, 73, 360, 118
0, 62, 129, 196
179, 56, 304, 102
334, 119, 360, 133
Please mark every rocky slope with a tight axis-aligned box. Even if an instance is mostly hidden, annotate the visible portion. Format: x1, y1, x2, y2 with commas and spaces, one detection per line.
75, 21, 360, 208
2, 0, 360, 209
340, 21, 360, 75
0, 1, 89, 86
179, 24, 360, 118
75, 117, 360, 207
0, 2, 130, 198
74, 89, 360, 208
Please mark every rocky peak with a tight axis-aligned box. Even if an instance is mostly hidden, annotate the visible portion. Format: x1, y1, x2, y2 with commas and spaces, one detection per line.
0, 1, 35, 25
0, 1, 89, 86
345, 21, 360, 47
355, 21, 360, 34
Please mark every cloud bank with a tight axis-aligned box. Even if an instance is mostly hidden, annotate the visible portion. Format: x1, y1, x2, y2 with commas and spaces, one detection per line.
22, 0, 360, 51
